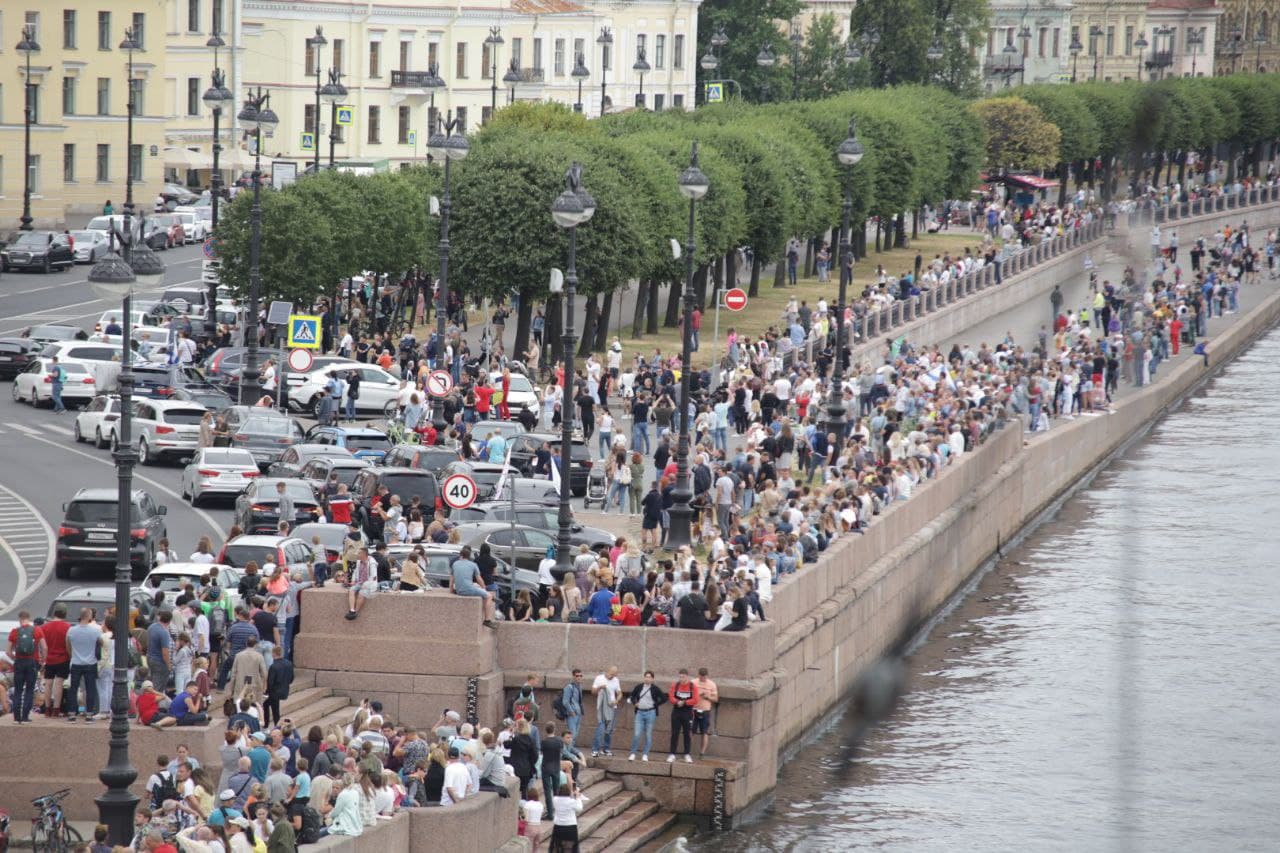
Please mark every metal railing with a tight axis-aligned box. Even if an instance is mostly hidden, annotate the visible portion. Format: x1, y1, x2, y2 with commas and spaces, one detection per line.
390, 70, 434, 88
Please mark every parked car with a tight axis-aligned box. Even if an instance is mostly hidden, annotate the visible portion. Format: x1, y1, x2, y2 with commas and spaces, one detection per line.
288, 361, 402, 416
506, 431, 592, 496
161, 183, 201, 206
349, 467, 442, 537
149, 214, 186, 248
73, 394, 124, 447
488, 371, 539, 416
297, 455, 373, 494
70, 230, 111, 264
382, 443, 462, 473
93, 309, 168, 337
21, 324, 83, 346
471, 420, 527, 445
202, 347, 249, 385
171, 211, 206, 243
138, 563, 242, 610
451, 522, 559, 574
215, 406, 306, 468
170, 384, 233, 412
293, 522, 365, 565
302, 425, 393, 461
181, 447, 261, 505
106, 398, 207, 464
440, 460, 505, 504
234, 477, 324, 533
48, 586, 149, 628
216, 534, 315, 577
0, 337, 41, 379
1, 230, 75, 273
452, 502, 616, 554
160, 286, 211, 318
55, 488, 167, 580
11, 358, 97, 407
266, 443, 355, 479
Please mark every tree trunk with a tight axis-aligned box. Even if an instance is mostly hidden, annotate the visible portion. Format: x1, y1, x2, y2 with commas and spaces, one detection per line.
577, 294, 598, 358
893, 213, 907, 249
1057, 164, 1069, 207
632, 279, 649, 338
1227, 143, 1238, 183
664, 276, 681, 327
513, 295, 533, 364
546, 294, 564, 368
725, 249, 737, 292
749, 256, 762, 297
875, 218, 882, 253
594, 290, 613, 351
911, 209, 920, 240
694, 265, 709, 312
856, 221, 867, 259
773, 254, 787, 287
647, 279, 661, 334
803, 238, 814, 278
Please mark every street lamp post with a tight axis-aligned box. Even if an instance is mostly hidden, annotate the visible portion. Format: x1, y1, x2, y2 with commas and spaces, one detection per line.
486, 27, 504, 118
1001, 33, 1021, 88
1090, 25, 1104, 80
307, 27, 327, 174
1229, 28, 1244, 74
756, 42, 776, 102
571, 52, 590, 113
597, 27, 613, 116
428, 113, 469, 435
1135, 31, 1149, 80
503, 58, 521, 104
236, 89, 279, 404
1186, 28, 1202, 76
1070, 36, 1082, 82
1018, 26, 1032, 85
320, 69, 347, 168
424, 62, 445, 161
633, 48, 651, 108
829, 119, 864, 442
202, 60, 233, 340
1254, 27, 1266, 72
550, 164, 595, 575
17, 25, 39, 231
665, 142, 709, 552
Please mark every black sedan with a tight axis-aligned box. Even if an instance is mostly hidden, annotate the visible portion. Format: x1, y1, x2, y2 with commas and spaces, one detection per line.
507, 432, 593, 496
233, 477, 324, 534
0, 337, 41, 379
1, 231, 75, 273
452, 521, 559, 574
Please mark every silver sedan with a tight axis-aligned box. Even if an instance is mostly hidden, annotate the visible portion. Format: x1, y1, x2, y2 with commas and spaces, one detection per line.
181, 446, 261, 505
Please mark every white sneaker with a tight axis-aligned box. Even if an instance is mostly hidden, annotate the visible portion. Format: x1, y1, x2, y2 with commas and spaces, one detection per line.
641, 754, 649, 762
666, 754, 676, 763
628, 753, 636, 761
591, 750, 599, 757
684, 754, 693, 764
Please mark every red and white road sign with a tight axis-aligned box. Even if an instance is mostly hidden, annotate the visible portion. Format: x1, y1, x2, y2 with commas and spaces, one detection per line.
724, 288, 748, 312
426, 369, 454, 398
286, 348, 314, 373
442, 473, 477, 510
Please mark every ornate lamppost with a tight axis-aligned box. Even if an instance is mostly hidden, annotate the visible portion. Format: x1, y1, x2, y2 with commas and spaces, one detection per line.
828, 119, 865, 441
428, 113, 469, 434
17, 25, 40, 231
235, 89, 279, 403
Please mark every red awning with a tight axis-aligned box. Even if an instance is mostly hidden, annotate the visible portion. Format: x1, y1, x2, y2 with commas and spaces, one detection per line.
1004, 174, 1059, 191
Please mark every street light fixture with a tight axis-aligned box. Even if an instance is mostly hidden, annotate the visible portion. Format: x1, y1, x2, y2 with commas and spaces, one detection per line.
16, 25, 40, 231
1134, 31, 1149, 80
550, 163, 595, 577
306, 26, 327, 175
756, 42, 777, 102
597, 27, 613, 117
1089, 24, 1104, 80
633, 48, 651, 108
424, 61, 445, 150
845, 39, 863, 63
427, 112, 469, 435
571, 52, 590, 113
926, 38, 944, 61
503, 57, 521, 104
236, 88, 278, 404
700, 51, 719, 72
666, 142, 709, 552
1069, 36, 1083, 82
1187, 28, 1203, 76
486, 27, 504, 118
320, 69, 347, 169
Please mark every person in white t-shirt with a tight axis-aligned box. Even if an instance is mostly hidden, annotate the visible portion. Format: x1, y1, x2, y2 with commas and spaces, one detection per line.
441, 747, 470, 805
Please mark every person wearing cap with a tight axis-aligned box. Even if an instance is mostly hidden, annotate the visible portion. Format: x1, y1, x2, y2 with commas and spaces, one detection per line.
207, 789, 243, 828
225, 815, 258, 852
247, 732, 272, 782
440, 745, 469, 806
434, 708, 462, 741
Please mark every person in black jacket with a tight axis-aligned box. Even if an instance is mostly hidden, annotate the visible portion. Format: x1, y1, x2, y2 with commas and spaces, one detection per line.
263, 646, 294, 727
625, 671, 667, 761
508, 719, 539, 798
539, 722, 563, 816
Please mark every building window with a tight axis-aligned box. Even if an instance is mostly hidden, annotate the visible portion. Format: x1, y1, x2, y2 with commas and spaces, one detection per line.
306, 40, 317, 76
554, 39, 565, 76
654, 93, 664, 110
636, 34, 646, 62
1124, 26, 1133, 55
96, 144, 110, 181
455, 106, 467, 132
429, 42, 438, 69
129, 78, 144, 116
398, 106, 410, 144
187, 77, 200, 115
129, 144, 142, 182
1053, 28, 1060, 58
512, 38, 523, 68
1037, 28, 1046, 58
481, 105, 492, 125
368, 106, 380, 144
62, 76, 76, 115
673, 93, 683, 109
132, 13, 145, 49
304, 103, 316, 135
399, 40, 410, 72
63, 10, 77, 48
673, 35, 684, 70
24, 11, 39, 43
333, 39, 344, 73
533, 38, 543, 71
97, 78, 110, 115
28, 154, 40, 195
456, 42, 467, 78
187, 0, 200, 33
482, 42, 492, 77
369, 41, 381, 77
213, 0, 224, 35
63, 144, 75, 182
656, 34, 666, 69
98, 12, 111, 50
1106, 26, 1115, 55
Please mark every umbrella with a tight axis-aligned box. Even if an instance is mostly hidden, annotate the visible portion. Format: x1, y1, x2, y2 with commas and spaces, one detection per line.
162, 147, 212, 169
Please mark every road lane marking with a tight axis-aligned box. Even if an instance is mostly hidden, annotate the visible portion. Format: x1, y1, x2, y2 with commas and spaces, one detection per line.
0, 277, 206, 336
0, 483, 54, 615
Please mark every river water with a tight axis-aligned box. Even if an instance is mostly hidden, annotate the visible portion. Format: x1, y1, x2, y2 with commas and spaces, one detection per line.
698, 329, 1280, 852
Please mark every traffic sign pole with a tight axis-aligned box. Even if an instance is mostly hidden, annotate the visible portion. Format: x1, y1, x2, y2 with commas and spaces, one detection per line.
711, 276, 722, 384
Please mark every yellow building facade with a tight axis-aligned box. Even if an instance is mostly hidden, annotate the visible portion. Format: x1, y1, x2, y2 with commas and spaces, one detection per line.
0, 1, 169, 229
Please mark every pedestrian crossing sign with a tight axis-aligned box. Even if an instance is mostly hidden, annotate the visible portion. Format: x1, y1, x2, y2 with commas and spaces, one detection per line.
287, 314, 321, 349
336, 106, 354, 127
705, 82, 724, 103
407, 130, 417, 146
300, 132, 315, 152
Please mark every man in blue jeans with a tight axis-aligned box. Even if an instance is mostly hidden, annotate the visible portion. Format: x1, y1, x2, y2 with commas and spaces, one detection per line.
66, 607, 104, 720
6, 611, 46, 723
49, 356, 66, 413
560, 669, 584, 744
626, 670, 667, 761
590, 666, 621, 757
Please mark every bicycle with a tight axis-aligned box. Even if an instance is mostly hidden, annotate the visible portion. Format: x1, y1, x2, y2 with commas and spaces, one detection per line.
27, 789, 81, 853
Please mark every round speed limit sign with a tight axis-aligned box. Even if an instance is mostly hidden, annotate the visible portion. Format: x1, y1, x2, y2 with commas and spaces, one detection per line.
442, 473, 478, 510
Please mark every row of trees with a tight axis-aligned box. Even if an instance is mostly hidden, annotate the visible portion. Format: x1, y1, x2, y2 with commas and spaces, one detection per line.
215, 73, 1280, 362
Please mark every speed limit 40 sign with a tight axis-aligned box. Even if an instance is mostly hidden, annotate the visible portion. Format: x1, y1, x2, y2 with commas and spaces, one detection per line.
442, 473, 478, 510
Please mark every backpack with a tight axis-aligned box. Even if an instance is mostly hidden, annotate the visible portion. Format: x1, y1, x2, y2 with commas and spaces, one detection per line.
551, 695, 568, 721
151, 771, 180, 809
15, 625, 36, 656
208, 605, 228, 639
297, 806, 323, 844
618, 465, 632, 486
512, 695, 537, 723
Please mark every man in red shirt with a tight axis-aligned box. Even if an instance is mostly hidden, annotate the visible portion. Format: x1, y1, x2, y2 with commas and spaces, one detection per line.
666, 669, 700, 764
473, 379, 494, 419
41, 603, 72, 717
6, 610, 46, 723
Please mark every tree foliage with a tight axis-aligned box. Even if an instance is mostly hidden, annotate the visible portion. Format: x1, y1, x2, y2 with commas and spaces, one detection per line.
971, 96, 1062, 172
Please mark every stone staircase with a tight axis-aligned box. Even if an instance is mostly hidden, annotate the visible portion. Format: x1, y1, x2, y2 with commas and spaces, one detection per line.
274, 669, 356, 733
534, 765, 678, 853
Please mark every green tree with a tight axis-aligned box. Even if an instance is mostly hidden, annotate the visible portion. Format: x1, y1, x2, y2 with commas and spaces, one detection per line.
849, 0, 986, 96
971, 96, 1062, 172
698, 0, 803, 103
794, 14, 851, 101
214, 188, 339, 308
1013, 84, 1100, 204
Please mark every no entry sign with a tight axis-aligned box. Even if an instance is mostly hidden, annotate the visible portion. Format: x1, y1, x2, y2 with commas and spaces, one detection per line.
427, 369, 454, 398
442, 473, 477, 510
724, 288, 748, 312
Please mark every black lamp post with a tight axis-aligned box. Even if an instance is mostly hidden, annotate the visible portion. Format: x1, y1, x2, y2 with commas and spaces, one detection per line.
486, 27, 504, 118
89, 28, 166, 846
597, 27, 613, 116
1000, 32, 1022, 88
1135, 30, 1149, 80
236, 88, 278, 404
424, 62, 445, 159
665, 142, 709, 551
550, 164, 595, 575
571, 52, 590, 113
1254, 27, 1266, 72
789, 26, 803, 100
503, 57, 521, 104
1089, 25, 1103, 80
202, 58, 233, 340
633, 48, 650, 108
756, 42, 776, 102
1228, 28, 1244, 74
320, 69, 347, 168
17, 25, 39, 231
307, 26, 327, 174
1188, 29, 1203, 76
1070, 36, 1082, 82
829, 119, 864, 441
428, 113, 469, 434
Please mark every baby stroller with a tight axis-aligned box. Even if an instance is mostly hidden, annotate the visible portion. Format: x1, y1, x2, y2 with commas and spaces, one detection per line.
582, 461, 608, 509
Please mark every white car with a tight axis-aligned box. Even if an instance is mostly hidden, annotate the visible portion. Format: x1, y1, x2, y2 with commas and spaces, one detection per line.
171, 211, 207, 243
11, 359, 98, 407
137, 562, 243, 611
288, 361, 401, 416
93, 309, 168, 336
490, 371, 539, 415
108, 398, 207, 464
74, 394, 125, 447
181, 447, 262, 505
70, 230, 111, 264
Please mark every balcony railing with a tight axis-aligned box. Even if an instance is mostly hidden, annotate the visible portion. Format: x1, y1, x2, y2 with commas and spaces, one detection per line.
390, 70, 435, 88
518, 68, 545, 84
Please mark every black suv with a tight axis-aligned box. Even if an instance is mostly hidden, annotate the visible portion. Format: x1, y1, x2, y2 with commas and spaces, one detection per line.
55, 488, 168, 580
1, 231, 75, 273
507, 432, 592, 496
350, 467, 441, 538
0, 337, 41, 379
452, 501, 616, 553
382, 443, 462, 474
